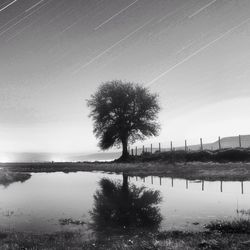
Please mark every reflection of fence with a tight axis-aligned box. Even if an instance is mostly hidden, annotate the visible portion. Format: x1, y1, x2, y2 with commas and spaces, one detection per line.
129, 176, 246, 195
129, 135, 248, 156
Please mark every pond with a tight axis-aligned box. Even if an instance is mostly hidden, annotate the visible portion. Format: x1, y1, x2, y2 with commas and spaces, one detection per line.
0, 171, 249, 236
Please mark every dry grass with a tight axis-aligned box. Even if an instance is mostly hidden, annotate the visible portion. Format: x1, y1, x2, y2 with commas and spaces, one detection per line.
0, 229, 250, 250
206, 218, 250, 234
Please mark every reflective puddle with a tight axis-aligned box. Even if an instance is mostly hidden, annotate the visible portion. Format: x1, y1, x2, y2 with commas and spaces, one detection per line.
0, 172, 249, 235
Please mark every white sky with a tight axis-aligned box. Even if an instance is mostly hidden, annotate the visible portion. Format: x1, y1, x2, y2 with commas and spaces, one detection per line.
0, 0, 250, 158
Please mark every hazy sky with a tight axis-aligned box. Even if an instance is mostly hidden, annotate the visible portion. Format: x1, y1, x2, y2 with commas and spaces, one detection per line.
0, 0, 250, 156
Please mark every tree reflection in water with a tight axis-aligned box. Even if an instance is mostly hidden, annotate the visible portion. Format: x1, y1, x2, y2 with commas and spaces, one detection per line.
90, 174, 162, 232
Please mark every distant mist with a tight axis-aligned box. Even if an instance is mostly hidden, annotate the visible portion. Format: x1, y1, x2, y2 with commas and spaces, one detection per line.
0, 135, 249, 163
0, 151, 122, 163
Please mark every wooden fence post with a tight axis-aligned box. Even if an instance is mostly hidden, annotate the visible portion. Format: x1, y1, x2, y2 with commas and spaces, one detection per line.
239, 135, 242, 148
200, 138, 203, 151
135, 147, 137, 156
151, 144, 153, 154
131, 149, 134, 156
170, 141, 173, 152
142, 145, 144, 154
185, 140, 187, 152
218, 136, 221, 150
159, 143, 161, 152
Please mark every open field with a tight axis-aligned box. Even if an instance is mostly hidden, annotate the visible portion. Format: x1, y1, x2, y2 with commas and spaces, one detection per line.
2, 149, 250, 182
2, 160, 250, 182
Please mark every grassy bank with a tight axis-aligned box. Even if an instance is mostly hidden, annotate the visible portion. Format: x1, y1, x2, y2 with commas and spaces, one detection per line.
134, 148, 250, 163
1, 148, 250, 182
2, 160, 250, 181
0, 169, 31, 186
1, 226, 250, 249
206, 218, 250, 234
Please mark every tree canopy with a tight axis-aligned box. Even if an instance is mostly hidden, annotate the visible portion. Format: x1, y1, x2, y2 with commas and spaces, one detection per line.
87, 80, 160, 160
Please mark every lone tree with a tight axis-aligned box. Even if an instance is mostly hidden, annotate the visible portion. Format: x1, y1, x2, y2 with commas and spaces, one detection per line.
87, 80, 160, 160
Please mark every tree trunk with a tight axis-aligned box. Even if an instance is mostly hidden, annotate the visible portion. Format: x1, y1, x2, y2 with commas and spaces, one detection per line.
122, 173, 128, 193
121, 173, 129, 226
121, 137, 129, 160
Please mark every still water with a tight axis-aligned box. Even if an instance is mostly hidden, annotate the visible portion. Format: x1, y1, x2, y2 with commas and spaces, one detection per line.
0, 172, 249, 234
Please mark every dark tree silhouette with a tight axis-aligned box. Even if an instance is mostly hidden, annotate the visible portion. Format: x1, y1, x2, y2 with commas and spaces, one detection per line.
87, 80, 160, 160
90, 175, 162, 232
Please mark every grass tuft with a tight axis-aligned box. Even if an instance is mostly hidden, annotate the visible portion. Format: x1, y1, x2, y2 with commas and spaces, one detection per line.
206, 218, 250, 234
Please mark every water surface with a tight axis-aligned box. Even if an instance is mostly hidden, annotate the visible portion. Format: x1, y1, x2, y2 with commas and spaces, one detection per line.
0, 172, 249, 234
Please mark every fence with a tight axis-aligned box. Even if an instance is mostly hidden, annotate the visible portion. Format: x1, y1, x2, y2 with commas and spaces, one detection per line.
128, 176, 246, 194
129, 135, 249, 156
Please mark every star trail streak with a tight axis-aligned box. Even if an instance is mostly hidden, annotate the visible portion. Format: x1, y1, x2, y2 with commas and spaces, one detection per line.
94, 0, 140, 30
157, 1, 189, 23
25, 0, 45, 13
0, 9, 24, 31
0, 0, 18, 13
5, 22, 33, 42
74, 18, 154, 74
188, 0, 216, 18
60, 20, 79, 34
147, 17, 250, 86
0, 0, 52, 37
